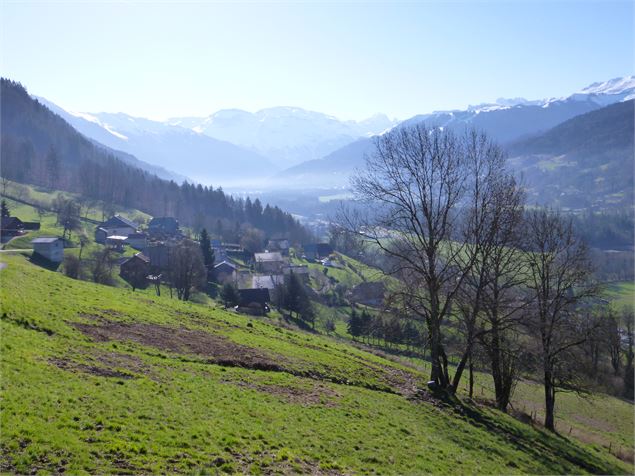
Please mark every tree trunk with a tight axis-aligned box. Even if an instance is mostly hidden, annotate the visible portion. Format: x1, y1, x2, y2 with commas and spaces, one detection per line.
544, 370, 556, 432
468, 353, 474, 399
451, 344, 471, 392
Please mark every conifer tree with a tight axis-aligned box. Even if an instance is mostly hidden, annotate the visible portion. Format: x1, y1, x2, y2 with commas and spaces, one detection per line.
0, 199, 10, 218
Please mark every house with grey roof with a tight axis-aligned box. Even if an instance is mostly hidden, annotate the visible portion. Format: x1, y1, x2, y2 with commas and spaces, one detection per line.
252, 274, 284, 290
95, 215, 139, 243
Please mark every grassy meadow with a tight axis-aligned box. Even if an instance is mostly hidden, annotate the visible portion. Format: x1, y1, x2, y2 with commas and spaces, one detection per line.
1, 253, 633, 474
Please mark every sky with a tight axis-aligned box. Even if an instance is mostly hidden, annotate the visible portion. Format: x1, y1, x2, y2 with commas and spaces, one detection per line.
1, 1, 633, 121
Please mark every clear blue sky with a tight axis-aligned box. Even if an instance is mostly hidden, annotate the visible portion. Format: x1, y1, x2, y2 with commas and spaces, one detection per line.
1, 1, 633, 121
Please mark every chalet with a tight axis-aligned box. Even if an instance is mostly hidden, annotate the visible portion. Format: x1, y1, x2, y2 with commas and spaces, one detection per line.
303, 243, 333, 260
148, 217, 180, 237
214, 260, 237, 284
31, 237, 64, 263
0, 216, 24, 237
237, 288, 270, 315
266, 238, 290, 256
252, 274, 284, 290
125, 232, 148, 250
120, 253, 150, 288
254, 251, 284, 273
96, 215, 139, 240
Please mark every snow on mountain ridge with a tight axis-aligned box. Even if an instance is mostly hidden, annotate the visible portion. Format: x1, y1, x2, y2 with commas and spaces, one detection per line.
167, 107, 398, 167
579, 76, 635, 95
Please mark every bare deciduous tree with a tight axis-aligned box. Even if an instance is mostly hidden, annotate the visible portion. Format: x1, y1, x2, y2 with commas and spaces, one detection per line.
349, 125, 483, 387
523, 209, 597, 431
451, 132, 523, 394
168, 240, 206, 301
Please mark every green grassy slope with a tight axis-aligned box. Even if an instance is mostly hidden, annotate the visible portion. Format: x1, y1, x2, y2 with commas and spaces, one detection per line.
1, 254, 631, 474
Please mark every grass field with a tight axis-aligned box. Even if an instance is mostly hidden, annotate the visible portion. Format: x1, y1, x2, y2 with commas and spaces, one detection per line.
1, 253, 633, 474
604, 281, 635, 310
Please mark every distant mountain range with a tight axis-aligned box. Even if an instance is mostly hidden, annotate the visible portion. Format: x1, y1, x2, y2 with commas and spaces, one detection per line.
169, 108, 397, 168
275, 76, 635, 197
36, 98, 276, 188
23, 75, 635, 210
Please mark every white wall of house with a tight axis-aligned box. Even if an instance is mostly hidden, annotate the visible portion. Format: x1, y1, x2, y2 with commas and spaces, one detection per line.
33, 241, 64, 262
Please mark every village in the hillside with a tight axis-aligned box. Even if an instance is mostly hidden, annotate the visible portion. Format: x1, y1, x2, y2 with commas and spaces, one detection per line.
1, 205, 384, 318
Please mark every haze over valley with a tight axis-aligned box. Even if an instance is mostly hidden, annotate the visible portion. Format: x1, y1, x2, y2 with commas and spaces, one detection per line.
1, 2, 633, 475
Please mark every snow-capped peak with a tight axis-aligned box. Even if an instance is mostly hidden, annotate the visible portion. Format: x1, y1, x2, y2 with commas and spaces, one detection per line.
68, 110, 128, 140
578, 76, 635, 95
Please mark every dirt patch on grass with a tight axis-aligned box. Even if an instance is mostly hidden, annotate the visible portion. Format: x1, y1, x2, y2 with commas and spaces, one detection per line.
227, 379, 342, 407
72, 320, 288, 372
50, 350, 152, 380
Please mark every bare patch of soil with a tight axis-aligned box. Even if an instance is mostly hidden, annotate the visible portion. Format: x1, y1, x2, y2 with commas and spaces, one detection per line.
72, 320, 288, 373
51, 356, 135, 379
226, 379, 341, 407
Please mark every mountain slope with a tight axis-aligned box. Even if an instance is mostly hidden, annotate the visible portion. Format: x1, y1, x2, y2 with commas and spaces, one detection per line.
1, 253, 631, 474
509, 99, 634, 158
37, 98, 278, 187
0, 79, 163, 183
169, 107, 396, 168
508, 99, 634, 208
273, 138, 375, 188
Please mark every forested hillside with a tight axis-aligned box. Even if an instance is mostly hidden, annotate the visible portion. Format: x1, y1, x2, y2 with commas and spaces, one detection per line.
508, 100, 634, 209
0, 79, 309, 243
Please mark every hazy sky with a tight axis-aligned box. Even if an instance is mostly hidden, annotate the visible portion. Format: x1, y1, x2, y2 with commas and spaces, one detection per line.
1, 1, 633, 121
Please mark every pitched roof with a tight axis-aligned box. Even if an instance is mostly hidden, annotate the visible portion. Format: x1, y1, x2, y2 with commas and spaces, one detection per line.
304, 243, 333, 254
134, 252, 150, 263
283, 264, 309, 274
126, 232, 147, 239
1, 216, 24, 229
149, 217, 179, 229
254, 251, 283, 262
214, 260, 237, 270
31, 237, 60, 244
252, 274, 284, 290
121, 253, 150, 268
102, 215, 138, 229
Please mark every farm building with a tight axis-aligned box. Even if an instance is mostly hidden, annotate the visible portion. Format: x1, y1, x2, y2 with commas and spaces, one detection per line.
254, 251, 284, 273
266, 238, 290, 255
95, 215, 139, 242
31, 237, 64, 263
148, 217, 180, 237
237, 288, 270, 315
1, 216, 24, 237
252, 274, 284, 290
120, 253, 150, 289
303, 243, 333, 260
214, 260, 237, 284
